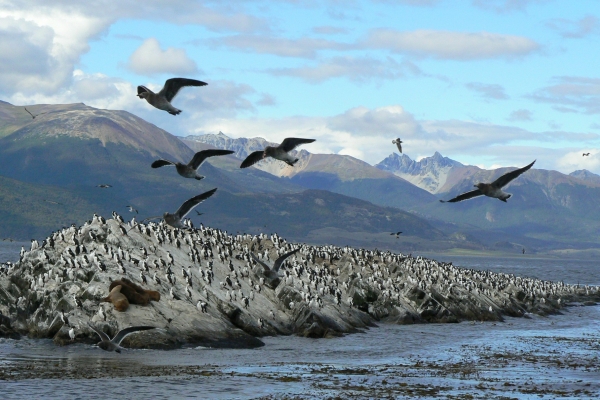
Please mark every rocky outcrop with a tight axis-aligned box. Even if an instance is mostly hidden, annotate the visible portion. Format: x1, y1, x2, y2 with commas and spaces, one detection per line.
0, 215, 598, 350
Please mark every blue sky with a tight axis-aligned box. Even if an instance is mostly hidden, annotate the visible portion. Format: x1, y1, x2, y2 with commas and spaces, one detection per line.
2, 0, 600, 173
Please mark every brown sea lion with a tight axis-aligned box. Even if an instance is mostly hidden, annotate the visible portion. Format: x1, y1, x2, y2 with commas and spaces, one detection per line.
109, 278, 160, 305
102, 285, 129, 312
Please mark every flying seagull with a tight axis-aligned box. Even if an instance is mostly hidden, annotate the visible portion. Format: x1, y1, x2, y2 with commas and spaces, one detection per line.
88, 323, 156, 353
97, 184, 112, 188
440, 160, 535, 203
24, 107, 47, 119
137, 78, 207, 115
151, 149, 234, 180
390, 231, 402, 237
240, 138, 315, 168
583, 153, 590, 156
251, 248, 300, 280
392, 138, 403, 153
139, 188, 217, 229
126, 205, 138, 214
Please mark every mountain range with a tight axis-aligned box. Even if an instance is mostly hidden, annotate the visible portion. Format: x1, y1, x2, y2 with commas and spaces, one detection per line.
2, 100, 600, 254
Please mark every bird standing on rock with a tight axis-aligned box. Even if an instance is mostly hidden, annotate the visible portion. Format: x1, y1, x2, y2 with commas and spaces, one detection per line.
240, 138, 315, 168
137, 78, 207, 115
440, 160, 535, 203
151, 149, 234, 180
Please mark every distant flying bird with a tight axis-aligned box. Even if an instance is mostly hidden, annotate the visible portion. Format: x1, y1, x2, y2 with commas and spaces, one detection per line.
151, 149, 234, 180
583, 153, 590, 156
137, 78, 207, 115
392, 138, 403, 153
140, 188, 217, 229
195, 211, 203, 216
97, 184, 112, 188
88, 323, 156, 353
440, 160, 535, 203
240, 138, 315, 168
390, 231, 402, 237
24, 107, 47, 119
126, 205, 138, 214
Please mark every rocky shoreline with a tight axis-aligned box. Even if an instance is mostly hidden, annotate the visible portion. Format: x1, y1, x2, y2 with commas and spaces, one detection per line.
1, 215, 598, 349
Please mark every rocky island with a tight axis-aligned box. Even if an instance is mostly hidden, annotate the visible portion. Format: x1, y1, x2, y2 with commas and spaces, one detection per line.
1, 214, 598, 349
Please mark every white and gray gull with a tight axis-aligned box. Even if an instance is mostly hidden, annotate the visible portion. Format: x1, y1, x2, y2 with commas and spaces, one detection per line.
440, 160, 535, 203
240, 138, 315, 168
88, 323, 156, 353
151, 149, 234, 180
140, 188, 217, 229
137, 78, 207, 115
251, 248, 300, 280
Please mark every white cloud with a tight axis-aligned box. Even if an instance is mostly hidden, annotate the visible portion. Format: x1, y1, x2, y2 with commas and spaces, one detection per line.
267, 56, 423, 83
183, 104, 599, 174
507, 109, 533, 121
0, 10, 107, 95
364, 29, 540, 60
546, 15, 599, 39
373, 0, 441, 5
465, 82, 509, 100
529, 76, 600, 114
205, 35, 350, 58
472, 0, 549, 13
127, 38, 198, 76
556, 150, 600, 173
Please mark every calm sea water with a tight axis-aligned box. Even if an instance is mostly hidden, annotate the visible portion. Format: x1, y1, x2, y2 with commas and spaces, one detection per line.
1, 244, 600, 399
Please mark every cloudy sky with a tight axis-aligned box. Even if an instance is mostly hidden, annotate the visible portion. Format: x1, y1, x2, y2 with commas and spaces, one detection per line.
2, 0, 600, 173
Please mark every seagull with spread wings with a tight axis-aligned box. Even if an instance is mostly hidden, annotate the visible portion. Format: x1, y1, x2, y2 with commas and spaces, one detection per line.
440, 160, 535, 203
240, 138, 315, 168
139, 188, 217, 229
151, 149, 234, 180
88, 323, 156, 353
251, 248, 300, 282
137, 78, 207, 115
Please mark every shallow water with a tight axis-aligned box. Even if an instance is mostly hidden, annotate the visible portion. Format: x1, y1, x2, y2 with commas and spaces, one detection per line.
1, 244, 600, 398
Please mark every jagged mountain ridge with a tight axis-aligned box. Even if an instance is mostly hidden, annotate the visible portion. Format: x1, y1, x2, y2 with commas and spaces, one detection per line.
376, 152, 464, 194
0, 102, 448, 249
185, 133, 438, 210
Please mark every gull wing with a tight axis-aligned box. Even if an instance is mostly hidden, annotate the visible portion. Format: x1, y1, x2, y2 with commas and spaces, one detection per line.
137, 85, 150, 96
396, 142, 402, 153
112, 326, 156, 345
189, 149, 235, 170
280, 138, 315, 152
175, 188, 217, 219
159, 78, 207, 102
440, 189, 483, 203
88, 323, 111, 342
491, 160, 535, 189
250, 253, 272, 272
240, 151, 264, 169
151, 159, 175, 168
273, 248, 300, 272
